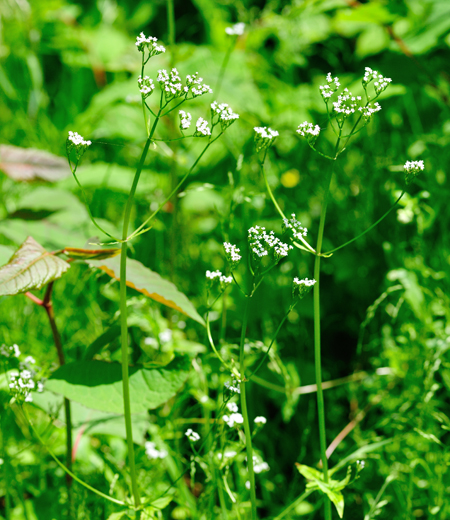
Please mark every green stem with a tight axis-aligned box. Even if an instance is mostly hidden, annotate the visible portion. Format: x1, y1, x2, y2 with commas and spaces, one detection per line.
1, 412, 11, 520
323, 190, 405, 256
273, 490, 314, 520
239, 296, 257, 520
167, 0, 175, 48
119, 113, 161, 509
313, 148, 339, 520
206, 312, 231, 369
22, 407, 126, 506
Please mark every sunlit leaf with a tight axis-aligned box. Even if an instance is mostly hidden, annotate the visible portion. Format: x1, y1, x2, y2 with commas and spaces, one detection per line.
0, 236, 70, 296
89, 256, 205, 325
45, 356, 191, 414
0, 145, 71, 182
64, 247, 121, 260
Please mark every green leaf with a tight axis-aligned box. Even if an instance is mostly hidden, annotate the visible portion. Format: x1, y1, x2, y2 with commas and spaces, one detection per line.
106, 512, 128, 520
0, 245, 13, 266
83, 323, 121, 360
45, 357, 191, 414
64, 247, 121, 261
0, 145, 71, 182
0, 236, 70, 296
89, 256, 205, 325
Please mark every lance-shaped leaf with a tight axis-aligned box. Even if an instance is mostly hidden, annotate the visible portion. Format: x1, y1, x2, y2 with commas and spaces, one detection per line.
0, 236, 70, 296
89, 255, 205, 325
64, 247, 121, 261
45, 357, 191, 414
0, 145, 71, 182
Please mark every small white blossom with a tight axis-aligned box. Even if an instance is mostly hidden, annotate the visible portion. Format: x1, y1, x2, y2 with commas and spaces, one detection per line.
67, 131, 91, 147
293, 277, 316, 299
226, 402, 239, 413
358, 102, 382, 120
137, 75, 155, 98
297, 121, 320, 145
357, 459, 366, 469
211, 101, 239, 131
225, 23, 245, 36
135, 33, 166, 55
248, 225, 293, 262
145, 441, 168, 460
332, 88, 362, 118
224, 379, 241, 394
223, 242, 242, 269
254, 127, 279, 152
319, 72, 341, 100
157, 68, 185, 102
186, 72, 213, 98
254, 416, 267, 424
159, 329, 172, 344
194, 117, 211, 137
404, 159, 425, 185
283, 214, 308, 240
179, 110, 192, 130
206, 270, 233, 288
185, 429, 200, 442
245, 480, 251, 490
254, 461, 270, 473
362, 67, 392, 94
223, 413, 244, 427
0, 344, 21, 358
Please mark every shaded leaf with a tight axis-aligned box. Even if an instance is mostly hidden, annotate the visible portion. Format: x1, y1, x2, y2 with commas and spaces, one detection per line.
0, 236, 70, 296
0, 145, 71, 182
89, 256, 205, 325
64, 247, 121, 261
83, 323, 121, 360
46, 357, 191, 414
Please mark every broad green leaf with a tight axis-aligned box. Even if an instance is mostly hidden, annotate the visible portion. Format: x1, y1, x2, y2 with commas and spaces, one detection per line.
106, 512, 128, 520
32, 391, 149, 444
83, 323, 121, 360
0, 236, 70, 296
0, 145, 71, 182
0, 245, 13, 266
148, 496, 173, 509
89, 256, 205, 325
46, 357, 191, 414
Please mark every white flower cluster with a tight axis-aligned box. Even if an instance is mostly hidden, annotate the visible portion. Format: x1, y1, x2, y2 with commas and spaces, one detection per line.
194, 117, 211, 137
217, 450, 237, 460
404, 159, 425, 185
145, 441, 168, 460
248, 226, 293, 261
293, 277, 316, 299
319, 72, 341, 100
157, 68, 186, 101
362, 67, 392, 95
8, 355, 44, 404
179, 110, 192, 130
67, 131, 91, 147
206, 270, 233, 287
226, 401, 239, 413
223, 412, 244, 427
211, 101, 239, 131
283, 214, 308, 240
223, 242, 242, 269
297, 121, 321, 145
185, 428, 200, 442
254, 416, 267, 425
332, 88, 363, 118
358, 102, 381, 120
0, 343, 20, 358
137, 75, 155, 98
252, 456, 270, 474
135, 33, 166, 56
225, 23, 245, 36
254, 127, 279, 152
224, 376, 241, 394
186, 72, 213, 98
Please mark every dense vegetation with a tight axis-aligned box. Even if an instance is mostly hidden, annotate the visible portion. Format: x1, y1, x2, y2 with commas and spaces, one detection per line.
1, 0, 450, 519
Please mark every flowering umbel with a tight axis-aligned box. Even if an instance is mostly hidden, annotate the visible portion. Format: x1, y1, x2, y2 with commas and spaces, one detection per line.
404, 160, 425, 185
292, 278, 316, 299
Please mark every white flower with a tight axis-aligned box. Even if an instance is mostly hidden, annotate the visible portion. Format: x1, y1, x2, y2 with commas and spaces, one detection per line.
332, 88, 362, 118
137, 75, 155, 98
194, 117, 211, 137
254, 416, 267, 424
179, 110, 192, 130
225, 23, 245, 36
404, 159, 425, 185
248, 225, 293, 262
223, 242, 242, 269
245, 481, 251, 490
223, 413, 244, 427
186, 72, 213, 98
254, 461, 270, 473
67, 131, 91, 147
283, 214, 308, 240
254, 127, 279, 152
362, 67, 392, 94
358, 102, 382, 120
159, 329, 172, 344
293, 277, 316, 299
185, 428, 200, 442
211, 101, 239, 130
157, 68, 185, 101
135, 33, 166, 55
297, 121, 320, 145
0, 344, 21, 358
145, 441, 168, 459
319, 72, 340, 100
226, 402, 239, 413
224, 379, 241, 394
206, 270, 233, 288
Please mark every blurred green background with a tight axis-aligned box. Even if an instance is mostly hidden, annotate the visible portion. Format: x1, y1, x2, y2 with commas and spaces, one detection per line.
1, 0, 450, 518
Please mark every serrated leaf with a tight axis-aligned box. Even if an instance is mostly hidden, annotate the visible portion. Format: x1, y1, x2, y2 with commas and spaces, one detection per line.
0, 145, 71, 182
64, 247, 121, 260
45, 357, 191, 414
89, 256, 205, 325
0, 236, 70, 296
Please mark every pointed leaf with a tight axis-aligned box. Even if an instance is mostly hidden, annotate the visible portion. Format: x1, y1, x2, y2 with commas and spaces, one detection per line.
64, 247, 121, 261
0, 236, 70, 296
0, 145, 71, 182
45, 357, 191, 414
89, 256, 205, 325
